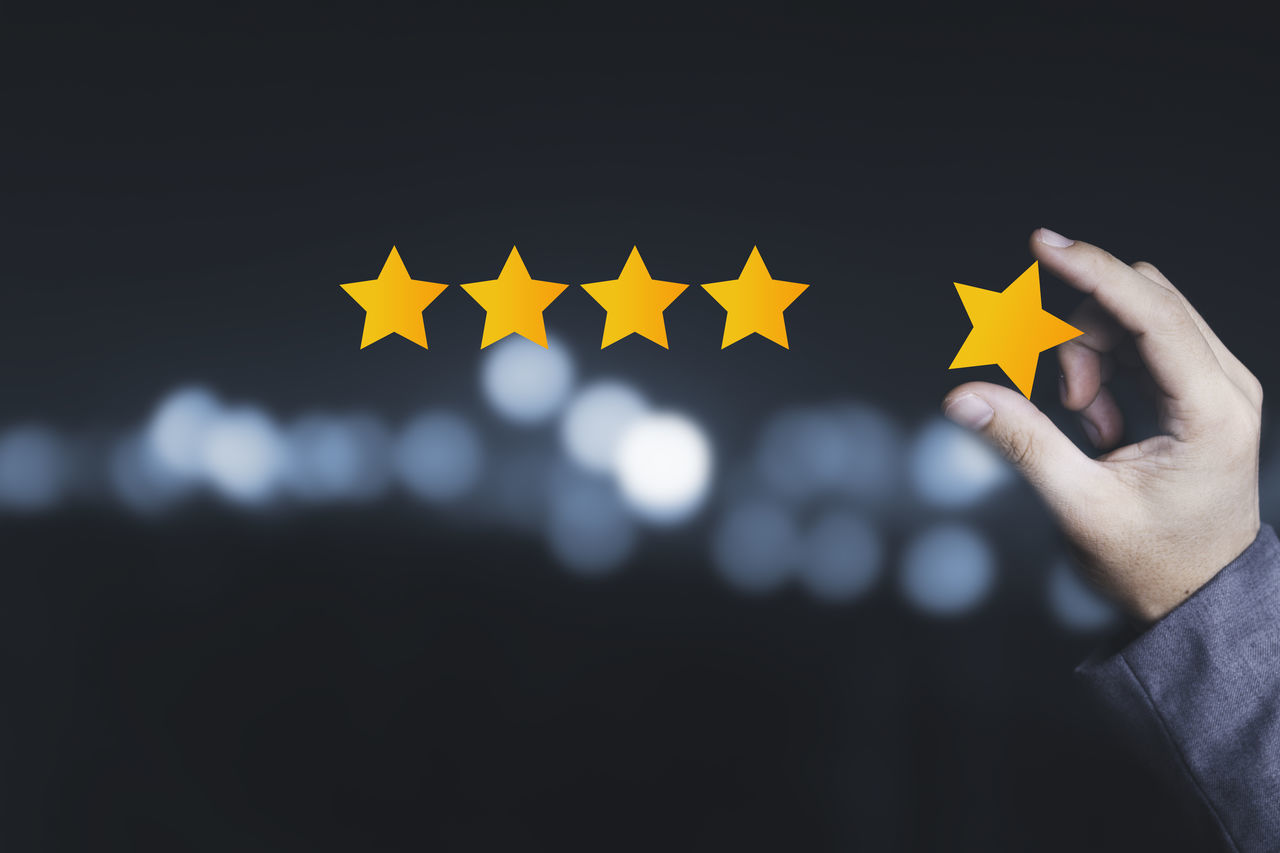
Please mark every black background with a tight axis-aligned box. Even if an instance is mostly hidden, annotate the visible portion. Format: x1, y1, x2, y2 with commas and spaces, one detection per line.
2, 6, 1276, 850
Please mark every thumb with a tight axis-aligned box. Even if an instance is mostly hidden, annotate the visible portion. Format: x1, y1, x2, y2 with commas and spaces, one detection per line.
942, 381, 1098, 516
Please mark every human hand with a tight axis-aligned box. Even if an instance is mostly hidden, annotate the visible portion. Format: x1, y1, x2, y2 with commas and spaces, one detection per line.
942, 229, 1263, 623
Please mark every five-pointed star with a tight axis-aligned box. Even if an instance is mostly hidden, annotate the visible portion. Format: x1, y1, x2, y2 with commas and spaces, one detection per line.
340, 246, 448, 350
461, 247, 567, 348
949, 261, 1082, 398
581, 247, 688, 349
701, 247, 808, 349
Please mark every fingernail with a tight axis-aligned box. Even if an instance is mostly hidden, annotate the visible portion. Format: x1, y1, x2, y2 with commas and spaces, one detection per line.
944, 394, 994, 430
1081, 416, 1102, 446
1038, 227, 1074, 248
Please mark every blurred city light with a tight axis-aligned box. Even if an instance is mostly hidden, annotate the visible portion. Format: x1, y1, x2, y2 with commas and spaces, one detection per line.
394, 411, 484, 504
481, 334, 575, 425
797, 508, 884, 603
11, 373, 1277, 629
283, 413, 393, 503
559, 381, 648, 473
199, 406, 288, 505
755, 408, 844, 502
755, 403, 900, 504
615, 412, 713, 524
711, 499, 797, 594
0, 424, 67, 512
546, 472, 637, 577
108, 432, 191, 515
145, 386, 223, 478
828, 403, 902, 501
899, 523, 997, 616
1046, 559, 1118, 632
908, 419, 1012, 509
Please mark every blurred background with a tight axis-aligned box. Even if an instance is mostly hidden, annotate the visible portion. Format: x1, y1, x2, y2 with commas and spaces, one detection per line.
2, 8, 1278, 851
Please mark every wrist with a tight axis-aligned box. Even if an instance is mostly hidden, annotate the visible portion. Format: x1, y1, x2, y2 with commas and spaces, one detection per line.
1127, 518, 1263, 624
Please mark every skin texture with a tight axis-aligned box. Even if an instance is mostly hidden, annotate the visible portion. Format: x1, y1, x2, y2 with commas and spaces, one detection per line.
943, 229, 1263, 623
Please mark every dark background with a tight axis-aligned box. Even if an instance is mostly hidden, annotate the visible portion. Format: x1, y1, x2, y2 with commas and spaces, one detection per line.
2, 7, 1277, 851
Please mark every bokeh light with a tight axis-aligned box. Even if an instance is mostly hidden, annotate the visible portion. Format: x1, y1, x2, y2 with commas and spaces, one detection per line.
199, 407, 287, 505
559, 381, 648, 473
0, 424, 67, 512
108, 432, 190, 514
546, 472, 637, 577
755, 402, 900, 505
616, 412, 712, 524
828, 403, 902, 501
711, 500, 797, 594
481, 334, 575, 425
797, 508, 883, 603
283, 413, 392, 503
908, 419, 1012, 509
1047, 559, 1118, 632
394, 411, 484, 504
900, 523, 997, 616
755, 408, 844, 502
145, 386, 222, 478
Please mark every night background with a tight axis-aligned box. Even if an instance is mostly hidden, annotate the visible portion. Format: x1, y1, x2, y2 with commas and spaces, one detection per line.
3, 8, 1278, 851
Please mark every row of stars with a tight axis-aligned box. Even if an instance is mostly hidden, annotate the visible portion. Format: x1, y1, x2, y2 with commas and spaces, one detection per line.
341, 247, 808, 351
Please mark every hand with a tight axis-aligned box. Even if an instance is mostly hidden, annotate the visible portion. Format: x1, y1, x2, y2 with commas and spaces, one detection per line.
942, 229, 1263, 623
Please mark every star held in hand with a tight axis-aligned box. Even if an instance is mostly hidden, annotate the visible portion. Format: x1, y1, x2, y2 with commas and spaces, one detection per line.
949, 261, 1082, 398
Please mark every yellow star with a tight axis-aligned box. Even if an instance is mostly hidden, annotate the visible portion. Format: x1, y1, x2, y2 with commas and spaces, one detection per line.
701, 247, 808, 349
581, 247, 688, 349
461, 247, 567, 348
949, 261, 1082, 398
340, 246, 448, 350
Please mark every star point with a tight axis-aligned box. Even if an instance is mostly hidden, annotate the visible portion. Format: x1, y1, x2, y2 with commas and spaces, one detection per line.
581, 247, 688, 349
949, 261, 1082, 398
340, 246, 448, 350
701, 248, 808, 349
461, 247, 568, 348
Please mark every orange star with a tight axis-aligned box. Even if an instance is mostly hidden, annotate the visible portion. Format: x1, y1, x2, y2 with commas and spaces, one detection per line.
701, 248, 808, 349
949, 261, 1082, 397
582, 247, 687, 349
461, 247, 567, 348
340, 247, 448, 350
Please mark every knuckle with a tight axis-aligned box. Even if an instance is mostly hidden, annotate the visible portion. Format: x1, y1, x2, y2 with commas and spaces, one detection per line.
1218, 396, 1263, 444
1247, 391, 1264, 430
1185, 390, 1238, 439
998, 429, 1039, 471
1247, 372, 1265, 407
1084, 250, 1117, 280
1224, 416, 1261, 464
1152, 289, 1188, 329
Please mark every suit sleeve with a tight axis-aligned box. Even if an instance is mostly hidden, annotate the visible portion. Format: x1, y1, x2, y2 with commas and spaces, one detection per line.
1076, 524, 1280, 852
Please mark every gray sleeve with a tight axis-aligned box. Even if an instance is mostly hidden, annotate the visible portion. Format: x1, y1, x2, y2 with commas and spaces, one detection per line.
1076, 524, 1280, 852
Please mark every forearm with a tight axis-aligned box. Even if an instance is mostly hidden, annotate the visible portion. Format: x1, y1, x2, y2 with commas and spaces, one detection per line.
1077, 525, 1280, 851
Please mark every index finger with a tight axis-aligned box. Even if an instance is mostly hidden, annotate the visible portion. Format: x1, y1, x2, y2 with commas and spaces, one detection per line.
1029, 229, 1225, 412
